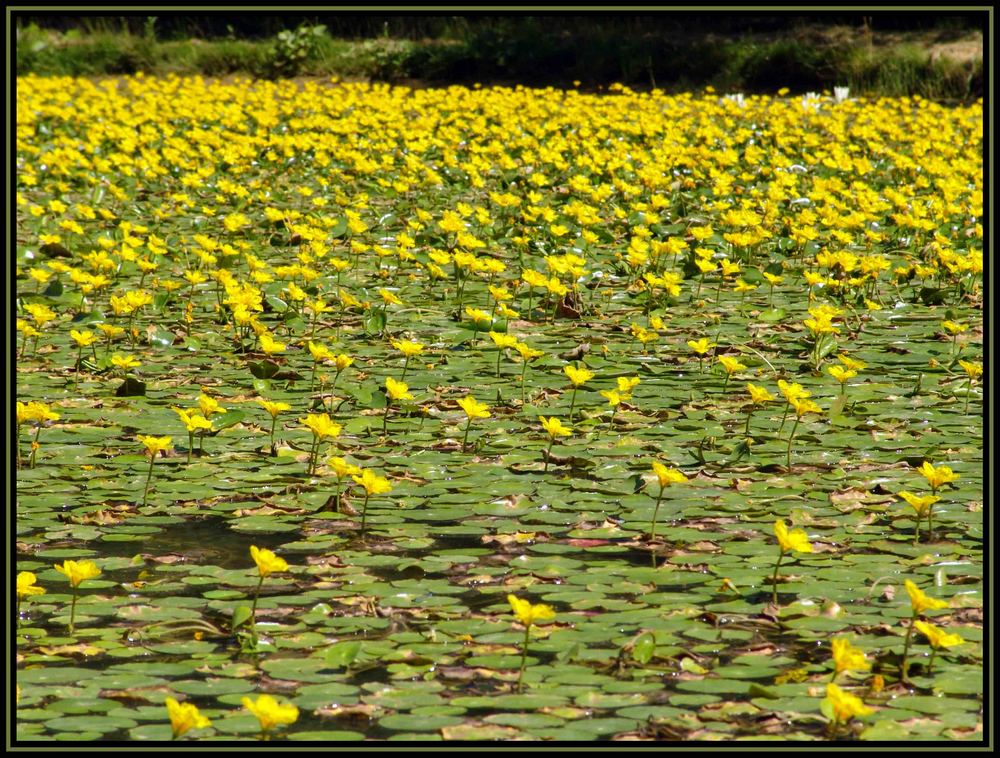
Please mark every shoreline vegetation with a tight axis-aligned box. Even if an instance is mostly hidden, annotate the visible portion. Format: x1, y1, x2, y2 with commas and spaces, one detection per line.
15, 17, 983, 101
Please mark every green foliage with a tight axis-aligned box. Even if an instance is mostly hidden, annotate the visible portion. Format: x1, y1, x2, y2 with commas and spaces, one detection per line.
13, 19, 983, 100
840, 45, 982, 101
265, 23, 327, 78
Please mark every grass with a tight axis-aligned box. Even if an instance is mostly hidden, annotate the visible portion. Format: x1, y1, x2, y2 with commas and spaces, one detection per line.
15, 21, 983, 100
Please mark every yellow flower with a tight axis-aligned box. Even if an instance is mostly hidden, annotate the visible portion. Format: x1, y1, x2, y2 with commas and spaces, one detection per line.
718, 355, 747, 375
563, 364, 594, 386
514, 342, 544, 361
54, 559, 101, 588
719, 258, 741, 277
539, 416, 572, 438
917, 461, 959, 490
165, 697, 211, 739
457, 396, 491, 420
334, 354, 354, 371
198, 394, 226, 418
804, 314, 840, 336
651, 462, 688, 489
687, 338, 716, 355
24, 302, 57, 325
328, 456, 361, 479
790, 397, 822, 417
385, 377, 413, 401
308, 341, 336, 363
827, 365, 856, 384
70, 329, 97, 347
256, 398, 291, 418
746, 383, 775, 405
17, 571, 46, 599
507, 594, 556, 627
774, 519, 812, 554
464, 307, 492, 325
616, 376, 641, 397
379, 288, 402, 306
98, 323, 126, 340
904, 579, 949, 614
831, 637, 870, 675
957, 359, 983, 379
913, 620, 964, 650
600, 389, 622, 407
823, 683, 873, 723
241, 694, 299, 734
18, 401, 60, 423
352, 469, 393, 496
174, 408, 214, 433
111, 354, 142, 371
258, 332, 286, 355
489, 332, 519, 349
250, 545, 289, 577
777, 380, 811, 403
138, 435, 172, 457
837, 354, 867, 371
391, 339, 425, 357
897, 491, 940, 517
299, 413, 341, 440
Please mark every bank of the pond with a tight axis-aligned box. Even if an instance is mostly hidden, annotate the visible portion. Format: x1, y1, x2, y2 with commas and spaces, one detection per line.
14, 21, 984, 102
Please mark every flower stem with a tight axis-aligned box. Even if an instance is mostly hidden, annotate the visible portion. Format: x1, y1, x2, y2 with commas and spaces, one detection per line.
249, 575, 264, 646
568, 386, 579, 421
360, 493, 370, 538
786, 416, 800, 469
308, 437, 319, 476
900, 613, 917, 683
778, 402, 790, 433
517, 624, 531, 693
68, 589, 78, 635
649, 488, 665, 568
462, 418, 472, 452
141, 454, 156, 507
29, 426, 41, 468
543, 439, 555, 473
771, 550, 785, 605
